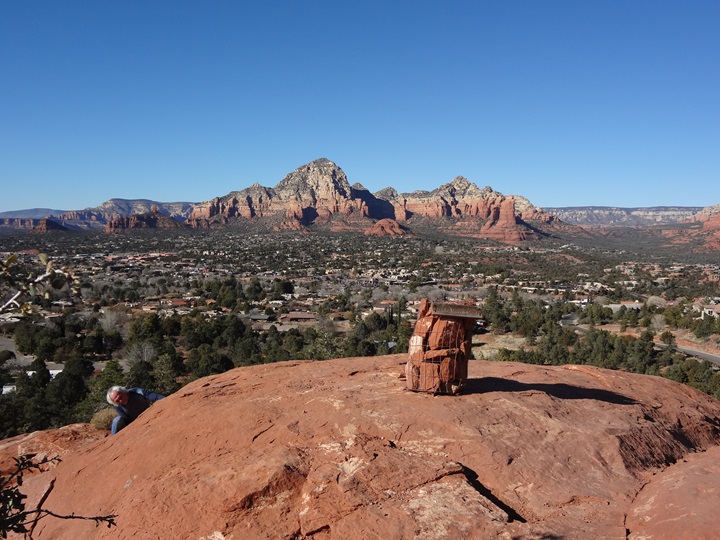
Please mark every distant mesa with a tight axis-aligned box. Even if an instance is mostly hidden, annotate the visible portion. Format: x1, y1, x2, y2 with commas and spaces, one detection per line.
0, 208, 67, 220
544, 206, 704, 227
0, 217, 67, 233
33, 218, 69, 232
104, 210, 185, 232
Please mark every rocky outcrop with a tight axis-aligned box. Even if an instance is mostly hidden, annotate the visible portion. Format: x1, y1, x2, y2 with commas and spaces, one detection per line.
625, 445, 720, 539
54, 199, 196, 229
104, 211, 185, 232
371, 178, 553, 242
390, 178, 504, 220
0, 216, 70, 232
691, 204, 720, 226
703, 213, 720, 231
364, 218, 409, 237
15, 355, 720, 539
32, 218, 68, 232
182, 162, 557, 241
188, 184, 276, 221
0, 218, 41, 231
188, 159, 368, 229
0, 423, 107, 477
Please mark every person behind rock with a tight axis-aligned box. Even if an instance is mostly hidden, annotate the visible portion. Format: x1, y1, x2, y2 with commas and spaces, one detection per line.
106, 385, 164, 435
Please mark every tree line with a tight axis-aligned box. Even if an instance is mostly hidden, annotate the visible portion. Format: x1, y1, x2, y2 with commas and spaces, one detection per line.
484, 289, 720, 399
0, 300, 411, 439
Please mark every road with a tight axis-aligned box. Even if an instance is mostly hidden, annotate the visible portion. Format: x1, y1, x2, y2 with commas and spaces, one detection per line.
661, 344, 720, 368
569, 325, 720, 368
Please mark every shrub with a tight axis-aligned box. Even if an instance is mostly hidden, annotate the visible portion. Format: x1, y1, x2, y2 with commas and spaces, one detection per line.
91, 408, 116, 431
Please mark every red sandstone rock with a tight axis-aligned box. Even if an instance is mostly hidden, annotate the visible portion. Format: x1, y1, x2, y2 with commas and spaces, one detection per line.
0, 423, 107, 477
626, 445, 720, 539
104, 212, 184, 232
703, 213, 720, 231
180, 164, 562, 242
10, 359, 720, 539
32, 218, 68, 232
364, 218, 409, 237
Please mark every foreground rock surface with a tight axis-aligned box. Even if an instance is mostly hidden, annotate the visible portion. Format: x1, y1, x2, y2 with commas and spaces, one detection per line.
12, 355, 720, 539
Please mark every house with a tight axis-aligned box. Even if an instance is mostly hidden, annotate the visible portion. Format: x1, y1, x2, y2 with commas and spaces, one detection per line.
278, 312, 317, 325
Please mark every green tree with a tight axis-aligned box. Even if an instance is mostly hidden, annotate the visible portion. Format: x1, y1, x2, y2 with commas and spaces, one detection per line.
151, 354, 182, 395
483, 288, 510, 334
125, 360, 155, 389
187, 344, 233, 378
45, 357, 94, 425
76, 359, 126, 421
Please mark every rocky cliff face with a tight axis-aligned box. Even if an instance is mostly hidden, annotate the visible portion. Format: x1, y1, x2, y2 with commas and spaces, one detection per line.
32, 218, 68, 232
183, 159, 551, 242
188, 159, 369, 228
0, 218, 41, 231
104, 210, 185, 232
544, 206, 703, 227
13, 355, 720, 539
54, 199, 195, 229
0, 159, 563, 242
690, 203, 720, 224
0, 217, 67, 232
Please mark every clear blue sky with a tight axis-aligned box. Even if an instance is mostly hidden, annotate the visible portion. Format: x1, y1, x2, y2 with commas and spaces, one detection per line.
1, 1, 718, 213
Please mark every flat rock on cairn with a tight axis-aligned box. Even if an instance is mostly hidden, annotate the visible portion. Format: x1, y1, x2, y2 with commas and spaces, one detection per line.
9, 355, 720, 539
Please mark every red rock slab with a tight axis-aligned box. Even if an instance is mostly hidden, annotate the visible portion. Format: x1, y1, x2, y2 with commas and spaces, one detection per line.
626, 445, 720, 540
0, 423, 107, 476
13, 356, 720, 540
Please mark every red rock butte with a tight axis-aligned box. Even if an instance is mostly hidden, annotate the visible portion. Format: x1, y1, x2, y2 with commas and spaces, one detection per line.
10, 355, 720, 539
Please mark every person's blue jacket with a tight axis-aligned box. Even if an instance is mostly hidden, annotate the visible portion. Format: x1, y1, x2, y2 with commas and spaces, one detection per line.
111, 388, 164, 434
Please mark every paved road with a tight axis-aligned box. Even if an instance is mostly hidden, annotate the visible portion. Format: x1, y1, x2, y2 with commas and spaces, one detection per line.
660, 343, 720, 367
569, 325, 720, 367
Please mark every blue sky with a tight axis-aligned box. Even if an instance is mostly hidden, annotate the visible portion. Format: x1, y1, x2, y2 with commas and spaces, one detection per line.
1, 1, 718, 213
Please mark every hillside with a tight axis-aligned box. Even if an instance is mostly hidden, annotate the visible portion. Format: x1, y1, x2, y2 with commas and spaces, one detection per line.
10, 355, 720, 539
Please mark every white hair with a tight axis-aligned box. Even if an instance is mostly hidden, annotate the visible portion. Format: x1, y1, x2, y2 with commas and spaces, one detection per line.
106, 385, 128, 406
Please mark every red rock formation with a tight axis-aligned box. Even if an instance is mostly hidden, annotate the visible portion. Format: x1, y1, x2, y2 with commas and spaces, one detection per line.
187, 160, 368, 225
32, 218, 68, 232
626, 445, 720, 538
703, 213, 720, 231
687, 203, 720, 223
0, 424, 107, 477
0, 218, 41, 231
181, 166, 562, 243
364, 218, 409, 237
104, 212, 184, 232
660, 212, 720, 252
14, 355, 720, 539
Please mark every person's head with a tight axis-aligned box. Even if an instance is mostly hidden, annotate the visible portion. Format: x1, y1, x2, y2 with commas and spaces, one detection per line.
107, 385, 129, 406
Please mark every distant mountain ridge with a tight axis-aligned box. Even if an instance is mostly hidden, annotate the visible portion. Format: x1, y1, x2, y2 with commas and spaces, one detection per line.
0, 208, 68, 219
1, 159, 717, 249
544, 206, 704, 227
182, 158, 558, 241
